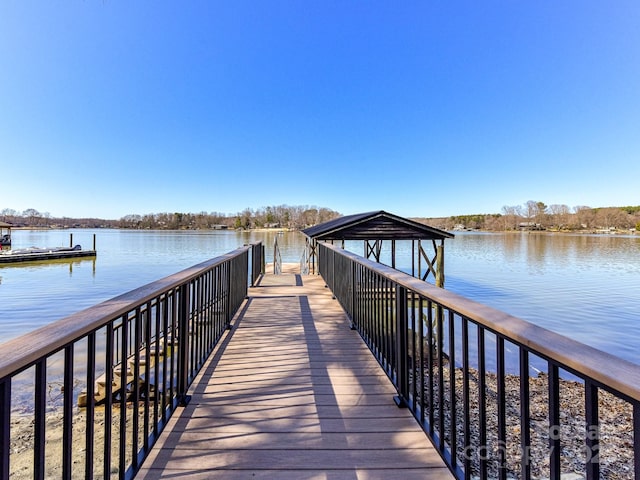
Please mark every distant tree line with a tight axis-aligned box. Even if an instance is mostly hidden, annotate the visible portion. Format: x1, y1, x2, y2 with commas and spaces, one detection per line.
118, 205, 340, 230
3, 202, 639, 233
0, 205, 341, 231
418, 201, 640, 232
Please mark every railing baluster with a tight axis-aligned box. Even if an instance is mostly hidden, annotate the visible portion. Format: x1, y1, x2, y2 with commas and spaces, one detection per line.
394, 285, 408, 407
143, 301, 152, 452
63, 345, 74, 479
0, 379, 10, 479
169, 290, 177, 407
119, 314, 128, 479
437, 304, 445, 451
418, 296, 426, 426
410, 291, 417, 409
520, 349, 531, 480
388, 278, 395, 377
548, 363, 561, 479
497, 337, 507, 480
375, 272, 380, 357
154, 296, 163, 437
85, 333, 96, 480
350, 260, 356, 327
448, 309, 457, 471
585, 380, 600, 480
427, 299, 435, 437
104, 323, 114, 479
634, 403, 640, 480
161, 293, 170, 425
35, 359, 46, 480
132, 307, 141, 470
462, 319, 471, 479
478, 327, 487, 479
178, 284, 190, 407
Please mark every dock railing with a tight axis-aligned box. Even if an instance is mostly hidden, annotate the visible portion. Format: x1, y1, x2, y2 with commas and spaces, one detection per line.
318, 242, 640, 480
249, 240, 265, 285
0, 242, 262, 480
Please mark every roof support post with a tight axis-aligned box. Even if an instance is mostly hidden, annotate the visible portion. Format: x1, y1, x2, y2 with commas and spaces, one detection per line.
391, 239, 396, 269
435, 241, 445, 288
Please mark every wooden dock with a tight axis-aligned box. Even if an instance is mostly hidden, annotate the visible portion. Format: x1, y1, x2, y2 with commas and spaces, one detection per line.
0, 247, 96, 264
136, 264, 453, 479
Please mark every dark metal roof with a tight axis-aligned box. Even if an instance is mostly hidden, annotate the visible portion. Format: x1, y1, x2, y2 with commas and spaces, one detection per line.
302, 210, 454, 241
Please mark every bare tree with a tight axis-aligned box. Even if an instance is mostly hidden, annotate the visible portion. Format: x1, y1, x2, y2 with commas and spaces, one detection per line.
22, 208, 42, 226
524, 201, 538, 223
573, 206, 594, 229
548, 204, 570, 229
501, 205, 521, 230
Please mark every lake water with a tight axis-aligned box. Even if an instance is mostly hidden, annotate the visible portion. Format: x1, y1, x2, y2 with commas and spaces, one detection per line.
1, 229, 639, 366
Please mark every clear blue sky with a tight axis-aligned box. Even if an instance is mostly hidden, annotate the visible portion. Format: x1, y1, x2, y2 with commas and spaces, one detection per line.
1, 2, 638, 220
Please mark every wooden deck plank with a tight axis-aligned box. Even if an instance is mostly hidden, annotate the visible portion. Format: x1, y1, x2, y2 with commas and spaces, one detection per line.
136, 469, 454, 480
136, 272, 453, 479
141, 448, 445, 469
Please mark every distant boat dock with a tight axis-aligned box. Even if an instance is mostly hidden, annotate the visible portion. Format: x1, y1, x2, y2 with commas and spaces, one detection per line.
0, 233, 96, 265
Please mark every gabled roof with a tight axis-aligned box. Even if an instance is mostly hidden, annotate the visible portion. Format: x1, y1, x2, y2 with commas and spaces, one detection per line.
302, 210, 454, 241
0, 221, 12, 228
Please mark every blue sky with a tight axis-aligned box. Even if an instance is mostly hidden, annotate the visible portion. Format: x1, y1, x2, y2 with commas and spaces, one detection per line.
1, 2, 638, 220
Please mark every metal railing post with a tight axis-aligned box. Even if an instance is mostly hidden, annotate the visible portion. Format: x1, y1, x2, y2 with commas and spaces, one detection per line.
177, 283, 191, 406
225, 263, 232, 327
35, 359, 46, 480
350, 260, 356, 329
62, 345, 74, 479
394, 285, 408, 407
0, 379, 9, 479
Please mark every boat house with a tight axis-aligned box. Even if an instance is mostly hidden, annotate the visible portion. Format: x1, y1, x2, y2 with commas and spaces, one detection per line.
301, 210, 454, 286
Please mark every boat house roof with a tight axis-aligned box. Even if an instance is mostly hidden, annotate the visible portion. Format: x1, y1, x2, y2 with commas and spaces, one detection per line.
302, 210, 453, 241
0, 221, 12, 228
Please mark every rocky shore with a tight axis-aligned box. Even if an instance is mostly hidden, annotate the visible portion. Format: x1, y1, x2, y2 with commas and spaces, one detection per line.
425, 367, 634, 479
9, 403, 147, 479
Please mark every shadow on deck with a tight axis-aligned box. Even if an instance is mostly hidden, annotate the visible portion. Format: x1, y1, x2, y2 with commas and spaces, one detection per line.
136, 264, 453, 479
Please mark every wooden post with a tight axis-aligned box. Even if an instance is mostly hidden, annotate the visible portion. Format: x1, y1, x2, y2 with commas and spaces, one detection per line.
435, 243, 445, 288
391, 240, 396, 269
273, 237, 277, 274
411, 240, 415, 278
69, 233, 73, 248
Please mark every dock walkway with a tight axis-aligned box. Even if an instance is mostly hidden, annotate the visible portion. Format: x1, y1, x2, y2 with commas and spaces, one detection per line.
137, 264, 453, 479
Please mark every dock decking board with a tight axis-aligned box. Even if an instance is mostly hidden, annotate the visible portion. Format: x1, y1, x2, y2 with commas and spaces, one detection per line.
136, 266, 453, 479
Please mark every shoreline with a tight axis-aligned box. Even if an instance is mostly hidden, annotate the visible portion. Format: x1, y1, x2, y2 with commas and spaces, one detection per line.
4, 224, 638, 235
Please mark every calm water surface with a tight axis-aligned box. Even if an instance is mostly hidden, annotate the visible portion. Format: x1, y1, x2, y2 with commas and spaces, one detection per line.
1, 229, 639, 366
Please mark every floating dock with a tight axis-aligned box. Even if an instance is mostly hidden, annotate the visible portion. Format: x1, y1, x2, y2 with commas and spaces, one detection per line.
0, 232, 97, 265
0, 246, 97, 264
